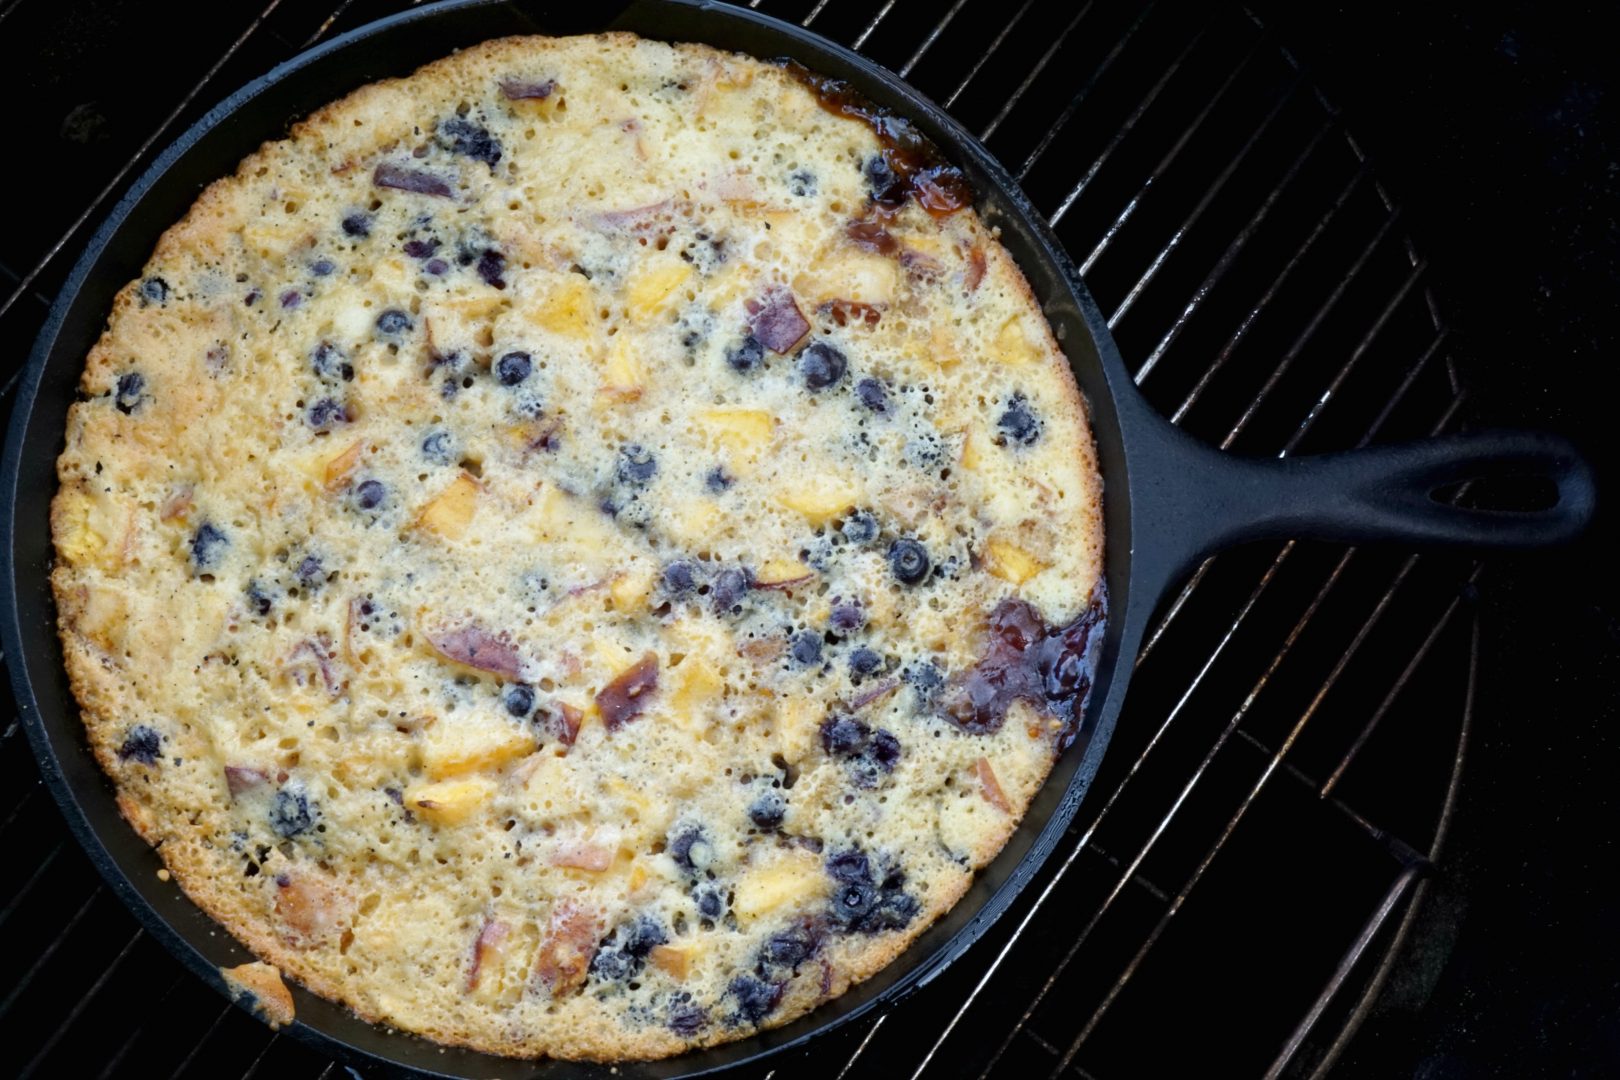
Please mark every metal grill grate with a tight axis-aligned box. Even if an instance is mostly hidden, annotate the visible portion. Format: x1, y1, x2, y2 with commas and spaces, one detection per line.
0, 1, 1481, 1077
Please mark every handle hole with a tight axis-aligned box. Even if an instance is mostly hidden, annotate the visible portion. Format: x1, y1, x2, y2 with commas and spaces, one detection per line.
1431, 474, 1561, 513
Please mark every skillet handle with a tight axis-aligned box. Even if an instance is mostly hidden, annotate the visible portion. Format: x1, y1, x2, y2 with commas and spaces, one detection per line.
1133, 422, 1597, 584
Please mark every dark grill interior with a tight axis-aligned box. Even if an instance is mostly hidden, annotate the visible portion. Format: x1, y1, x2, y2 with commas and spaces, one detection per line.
0, 1, 1486, 1076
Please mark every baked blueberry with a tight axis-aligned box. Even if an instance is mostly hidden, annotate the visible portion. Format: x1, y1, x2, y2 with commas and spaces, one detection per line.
761, 924, 821, 969
375, 308, 413, 335
705, 467, 734, 493
246, 581, 274, 617
352, 479, 386, 511
888, 538, 931, 585
476, 248, 506, 289
798, 341, 847, 390
504, 685, 535, 717
694, 884, 726, 919
829, 601, 865, 636
996, 393, 1042, 445
841, 510, 879, 545
117, 724, 162, 764
269, 787, 316, 838
661, 560, 701, 598
307, 397, 350, 431
402, 238, 440, 259
421, 430, 454, 463
114, 372, 145, 415
790, 630, 823, 667
820, 715, 870, 757
669, 825, 714, 874
725, 335, 765, 373
849, 647, 884, 679
747, 790, 786, 830
710, 566, 753, 615
855, 377, 889, 413
728, 976, 783, 1025
139, 277, 169, 305
495, 350, 532, 385
190, 522, 229, 569
438, 117, 502, 168
340, 213, 371, 238
311, 258, 336, 277
617, 444, 658, 486
669, 1002, 710, 1037
296, 555, 325, 588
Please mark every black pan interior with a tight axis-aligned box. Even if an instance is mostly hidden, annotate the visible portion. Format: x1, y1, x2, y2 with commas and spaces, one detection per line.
0, 1, 1150, 1075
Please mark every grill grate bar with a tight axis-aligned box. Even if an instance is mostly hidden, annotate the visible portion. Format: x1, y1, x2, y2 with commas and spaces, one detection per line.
1013, 1, 1159, 182
836, 1013, 889, 1078
850, 0, 898, 49
897, 0, 972, 77
1133, 116, 1335, 379
1167, 163, 1371, 423
0, 842, 66, 931
1219, 216, 1412, 450
1264, 863, 1425, 1079
1050, 539, 1436, 1072
0, 0, 286, 331
985, 542, 1364, 1080
238, 1034, 280, 1080
298, 0, 357, 49
1078, 28, 1268, 277
95, 968, 193, 1080
978, 0, 1097, 142
166, 1002, 235, 1080
0, 784, 43, 842
1042, 19, 1211, 226
941, 0, 1036, 109
1111, 78, 1307, 331
18, 927, 147, 1079
0, 886, 103, 1020
801, 0, 833, 28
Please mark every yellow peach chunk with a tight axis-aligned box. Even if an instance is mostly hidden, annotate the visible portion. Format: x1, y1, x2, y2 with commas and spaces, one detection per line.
421, 717, 536, 780
733, 850, 826, 921
984, 537, 1047, 585
777, 475, 860, 526
960, 430, 983, 471
414, 473, 480, 540
671, 658, 724, 729
322, 439, 364, 492
530, 276, 595, 338
598, 338, 645, 402
649, 942, 698, 980
995, 316, 1041, 365
609, 568, 656, 612
407, 777, 495, 826
626, 257, 693, 318
699, 409, 775, 456
755, 558, 813, 587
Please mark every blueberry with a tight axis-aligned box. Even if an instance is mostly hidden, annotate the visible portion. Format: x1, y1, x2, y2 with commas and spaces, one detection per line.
669, 826, 713, 874
140, 277, 169, 305
725, 335, 765, 374
591, 914, 670, 980
849, 647, 884, 679
829, 601, 865, 636
868, 729, 902, 772
354, 482, 385, 511
790, 630, 823, 667
311, 258, 336, 277
788, 169, 817, 197
269, 787, 316, 838
728, 976, 783, 1025
867, 889, 920, 931
661, 560, 701, 598
996, 393, 1042, 445
798, 341, 847, 390
246, 581, 273, 617
117, 724, 162, 764
761, 924, 820, 969
826, 849, 873, 884
841, 510, 879, 545
114, 372, 145, 415
280, 290, 303, 310
190, 522, 229, 568
310, 341, 345, 379
296, 555, 324, 588
705, 467, 734, 493
307, 397, 351, 431
402, 238, 440, 259
820, 715, 870, 757
590, 946, 635, 982
710, 566, 753, 615
505, 685, 535, 717
341, 213, 371, 238
421, 430, 453, 464
863, 154, 898, 198
425, 258, 449, 276
617, 444, 658, 486
888, 538, 931, 585
695, 885, 726, 919
832, 881, 878, 926
905, 660, 945, 705
855, 377, 889, 413
669, 1002, 710, 1037
438, 117, 502, 168
747, 791, 786, 830
476, 248, 507, 289
495, 350, 532, 386
375, 308, 413, 335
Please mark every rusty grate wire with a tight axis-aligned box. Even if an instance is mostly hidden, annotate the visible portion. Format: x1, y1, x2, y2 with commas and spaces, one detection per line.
0, 1, 1480, 1076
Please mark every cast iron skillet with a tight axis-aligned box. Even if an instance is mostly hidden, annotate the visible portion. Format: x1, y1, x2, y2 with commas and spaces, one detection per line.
0, 1, 1597, 1076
